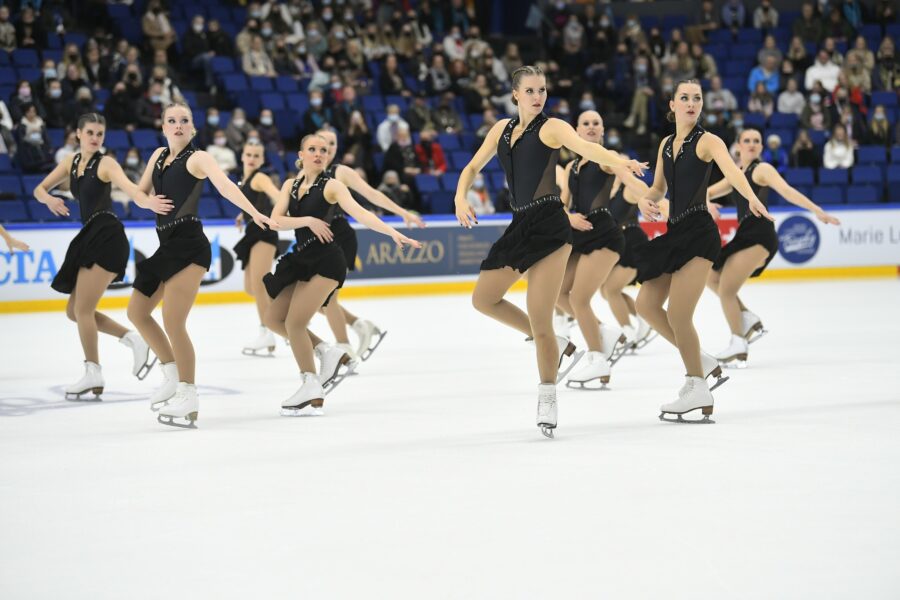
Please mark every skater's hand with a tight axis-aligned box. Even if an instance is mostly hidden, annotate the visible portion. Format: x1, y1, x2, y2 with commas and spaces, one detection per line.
638, 196, 662, 222
235, 212, 245, 231
3, 235, 29, 253
253, 212, 279, 232
749, 196, 774, 221
624, 158, 649, 178
568, 212, 593, 231
391, 231, 422, 248
306, 217, 333, 243
815, 209, 841, 226
403, 210, 427, 229
455, 199, 477, 229
146, 194, 174, 215
44, 195, 69, 217
707, 201, 723, 220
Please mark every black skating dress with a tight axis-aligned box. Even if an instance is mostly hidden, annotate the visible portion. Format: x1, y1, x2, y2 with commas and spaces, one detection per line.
51, 152, 129, 294
232, 169, 280, 270
323, 164, 359, 272
636, 126, 721, 282
712, 159, 778, 278
263, 172, 346, 304
481, 113, 572, 272
567, 156, 625, 256
609, 184, 649, 283
133, 146, 211, 297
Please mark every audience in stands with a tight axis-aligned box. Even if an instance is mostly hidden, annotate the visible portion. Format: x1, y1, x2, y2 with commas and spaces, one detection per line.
414, 127, 447, 177
225, 108, 252, 153
762, 134, 789, 172
777, 79, 806, 115
467, 173, 495, 215
791, 129, 819, 167
866, 105, 892, 146
111, 148, 147, 207
376, 105, 409, 152
141, 1, 176, 54
823, 123, 855, 169
54, 130, 77, 166
207, 129, 238, 174
16, 103, 52, 173
243, 35, 276, 78
806, 50, 842, 91
378, 170, 415, 211
0, 6, 15, 52
753, 0, 779, 30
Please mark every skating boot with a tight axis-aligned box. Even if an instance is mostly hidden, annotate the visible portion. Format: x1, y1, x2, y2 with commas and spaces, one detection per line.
336, 342, 360, 373
701, 351, 730, 391
315, 342, 354, 394
352, 319, 387, 361
157, 382, 199, 428
149, 362, 179, 412
119, 331, 156, 380
536, 383, 557, 438
566, 351, 611, 390
659, 376, 715, 424
632, 315, 656, 350
242, 325, 277, 357
554, 335, 584, 384
741, 310, 767, 344
280, 372, 325, 416
553, 313, 574, 337
65, 361, 104, 401
600, 323, 627, 365
715, 335, 749, 368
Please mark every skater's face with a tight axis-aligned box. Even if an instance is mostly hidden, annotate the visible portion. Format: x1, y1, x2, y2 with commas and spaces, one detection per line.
298, 135, 329, 172
317, 130, 338, 163
162, 105, 194, 145
576, 110, 603, 143
737, 130, 762, 163
669, 82, 703, 125
77, 122, 105, 153
242, 143, 265, 171
513, 74, 547, 116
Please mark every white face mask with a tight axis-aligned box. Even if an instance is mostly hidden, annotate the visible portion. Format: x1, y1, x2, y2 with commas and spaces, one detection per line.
260, 116, 273, 126
126, 156, 139, 166
232, 118, 245, 128
387, 113, 400, 122
214, 137, 227, 146
193, 23, 203, 33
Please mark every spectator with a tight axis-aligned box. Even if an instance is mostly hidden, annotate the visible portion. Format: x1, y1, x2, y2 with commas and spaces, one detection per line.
753, 0, 779, 30
305, 24, 328, 60
428, 54, 452, 95
376, 104, 410, 151
383, 126, 421, 199
466, 173, 495, 215
414, 126, 447, 176
726, 111, 746, 149
801, 92, 833, 131
333, 85, 362, 134
103, 82, 136, 131
151, 49, 178, 84
344, 111, 374, 174
823, 8, 854, 42
236, 19, 260, 56
380, 54, 410, 97
757, 35, 783, 69
777, 78, 806, 115
148, 66, 182, 106
301, 90, 333, 137
831, 75, 865, 122
15, 6, 45, 49
873, 37, 899, 92
805, 50, 841, 92
405, 92, 434, 133
16, 103, 52, 173
84, 44, 111, 90
207, 19, 234, 57
54, 130, 78, 165
197, 107, 221, 149
0, 6, 15, 52
377, 170, 416, 212
846, 35, 875, 72
747, 82, 775, 118
257, 108, 284, 158
748, 55, 781, 94
761, 134, 789, 171
308, 55, 337, 92
843, 53, 872, 95
432, 92, 464, 134
475, 108, 498, 148
721, 0, 746, 30
483, 47, 509, 84
787, 36, 812, 73
111, 148, 147, 206
842, 0, 864, 31
791, 129, 819, 167
866, 105, 892, 146
56, 44, 85, 82
43, 80, 67, 129
685, 0, 719, 44
142, 0, 176, 53
822, 37, 845, 67
690, 43, 718, 79
605, 128, 624, 152
443, 26, 465, 61
183, 14, 216, 91
9, 80, 44, 122
61, 64, 90, 102
623, 55, 657, 136
705, 75, 739, 114
243, 35, 276, 77
836, 105, 864, 144
135, 83, 164, 130
703, 110, 729, 139
876, 0, 897, 27
361, 23, 391, 61
225, 107, 252, 152
464, 26, 490, 64
619, 14, 647, 48
793, 2, 822, 44
779, 57, 800, 91
501, 42, 524, 76
823, 123, 854, 168
206, 129, 238, 174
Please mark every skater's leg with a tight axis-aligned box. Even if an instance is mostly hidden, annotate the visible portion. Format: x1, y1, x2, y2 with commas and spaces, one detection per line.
636, 275, 676, 346
69, 266, 118, 363
285, 277, 340, 373
243, 267, 253, 297
555, 254, 579, 317
127, 282, 174, 363
667, 257, 713, 377
471, 267, 531, 337
324, 292, 352, 344
601, 266, 637, 328
340, 305, 359, 326
570, 249, 618, 351
307, 329, 325, 346
160, 265, 206, 383
718, 246, 769, 336
248, 242, 276, 323
263, 283, 294, 339
526, 244, 573, 384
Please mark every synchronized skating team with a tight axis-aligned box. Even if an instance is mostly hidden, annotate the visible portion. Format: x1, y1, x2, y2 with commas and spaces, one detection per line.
25, 66, 840, 435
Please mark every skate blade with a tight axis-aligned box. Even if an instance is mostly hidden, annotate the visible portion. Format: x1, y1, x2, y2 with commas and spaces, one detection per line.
708, 373, 730, 392
135, 355, 158, 381
65, 393, 103, 402
539, 425, 556, 438
721, 359, 748, 370
280, 406, 325, 417
634, 331, 659, 350
746, 328, 768, 345
157, 413, 198, 429
242, 347, 276, 357
565, 379, 610, 391
658, 412, 715, 424
359, 330, 388, 362
322, 359, 356, 396
555, 350, 585, 385
149, 397, 174, 412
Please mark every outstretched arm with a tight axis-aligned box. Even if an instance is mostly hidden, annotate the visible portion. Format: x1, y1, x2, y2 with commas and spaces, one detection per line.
190, 151, 277, 230
328, 179, 421, 248
0, 224, 29, 252
699, 133, 773, 221
454, 119, 508, 228
755, 162, 840, 225
543, 118, 648, 177
336, 164, 425, 228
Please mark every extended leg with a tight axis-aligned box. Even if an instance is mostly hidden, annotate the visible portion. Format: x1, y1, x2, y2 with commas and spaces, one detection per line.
525, 245, 573, 383
70, 266, 121, 363
471, 267, 531, 337
636, 274, 676, 346
160, 265, 206, 383
601, 266, 638, 329
127, 281, 174, 364
667, 257, 713, 377
718, 246, 769, 336
570, 249, 619, 351
284, 277, 340, 373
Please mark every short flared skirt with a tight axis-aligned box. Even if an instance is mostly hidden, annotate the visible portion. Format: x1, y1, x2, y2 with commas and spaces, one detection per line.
480, 201, 573, 272
635, 211, 721, 283
263, 241, 347, 305
331, 217, 359, 272
133, 220, 212, 297
712, 216, 778, 278
51, 213, 129, 295
572, 211, 625, 256
233, 222, 280, 271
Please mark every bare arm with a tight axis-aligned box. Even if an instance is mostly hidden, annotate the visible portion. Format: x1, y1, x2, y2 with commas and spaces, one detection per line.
336, 164, 425, 227
0, 224, 29, 252
754, 162, 840, 225
250, 171, 282, 212
33, 156, 73, 217
454, 119, 508, 228
560, 160, 574, 209
189, 151, 276, 229
137, 148, 165, 195
609, 163, 650, 199
698, 133, 773, 221
636, 141, 668, 221
542, 118, 647, 176
706, 177, 734, 201
98, 156, 172, 215
327, 179, 421, 247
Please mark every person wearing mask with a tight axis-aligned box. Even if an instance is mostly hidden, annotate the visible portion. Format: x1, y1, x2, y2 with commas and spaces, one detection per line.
103, 82, 136, 131
384, 126, 421, 187
332, 85, 362, 134
800, 92, 832, 131
791, 129, 819, 167
376, 104, 410, 152
405, 92, 434, 133
873, 37, 899, 92
43, 80, 68, 129
198, 107, 222, 149
16, 103, 53, 173
0, 6, 15, 52
753, 0, 779, 29
823, 123, 855, 169
414, 127, 448, 176
111, 147, 147, 207
183, 14, 216, 91
135, 83, 165, 130
206, 129, 238, 173
242, 35, 276, 77
10, 80, 46, 122
377, 169, 416, 211
864, 105, 891, 146
622, 55, 657, 136
142, 0, 176, 53
207, 18, 234, 57
257, 109, 284, 159
777, 79, 806, 115
301, 90, 333, 137
225, 107, 253, 153
466, 173, 495, 215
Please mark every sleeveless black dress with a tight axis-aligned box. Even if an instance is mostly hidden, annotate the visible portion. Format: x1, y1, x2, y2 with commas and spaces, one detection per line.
636, 126, 721, 282
132, 146, 211, 297
481, 114, 572, 272
51, 152, 129, 294
232, 169, 280, 270
323, 164, 359, 272
609, 184, 649, 283
263, 173, 347, 304
567, 156, 625, 256
712, 159, 778, 278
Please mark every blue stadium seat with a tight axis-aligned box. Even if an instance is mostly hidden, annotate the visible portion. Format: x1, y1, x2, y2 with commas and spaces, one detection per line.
428, 191, 455, 214
783, 167, 814, 186
111, 202, 128, 219
483, 156, 501, 173
891, 146, 900, 163
744, 113, 766, 128
249, 76, 274, 92
20, 175, 43, 196
0, 200, 28, 222
442, 171, 460, 191
286, 93, 309, 113
104, 130, 130, 151
889, 185, 900, 203
0, 69, 16, 85
0, 51, 9, 66
437, 133, 460, 151
856, 146, 887, 164
210, 56, 235, 75
450, 151, 470, 170
11, 48, 39, 67
384, 95, 408, 110
260, 92, 285, 111
222, 74, 248, 93
0, 155, 12, 173
851, 165, 882, 184
468, 113, 484, 131
818, 168, 848, 185
809, 130, 828, 146
131, 129, 160, 149
730, 45, 757, 61
63, 32, 88, 48
275, 76, 298, 93
886, 167, 900, 185
129, 204, 155, 220
708, 30, 732, 44
414, 174, 440, 193
273, 109, 298, 139
29, 197, 74, 221
812, 185, 844, 204
362, 95, 384, 112
373, 153, 384, 173
0, 175, 23, 196
871, 91, 898, 108
220, 199, 241, 219
197, 197, 221, 218
489, 172, 506, 192
737, 28, 762, 44
16, 67, 39, 82
769, 113, 799, 129
845, 185, 881, 204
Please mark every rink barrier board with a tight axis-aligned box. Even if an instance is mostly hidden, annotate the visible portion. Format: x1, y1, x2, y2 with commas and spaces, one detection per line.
2, 206, 899, 313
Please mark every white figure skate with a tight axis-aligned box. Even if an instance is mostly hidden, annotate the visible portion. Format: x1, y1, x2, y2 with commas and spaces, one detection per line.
600, 323, 626, 365
715, 335, 749, 368
566, 351, 611, 390
157, 382, 199, 428
741, 310, 767, 344
701, 351, 730, 391
149, 362, 179, 412
315, 343, 355, 394
659, 376, 715, 424
352, 319, 387, 361
242, 325, 276, 357
281, 372, 325, 416
119, 331, 156, 379
65, 361, 104, 401
554, 335, 584, 384
536, 383, 557, 438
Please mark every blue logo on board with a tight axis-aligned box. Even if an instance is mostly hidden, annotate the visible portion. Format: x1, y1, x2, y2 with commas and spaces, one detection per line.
777, 215, 820, 264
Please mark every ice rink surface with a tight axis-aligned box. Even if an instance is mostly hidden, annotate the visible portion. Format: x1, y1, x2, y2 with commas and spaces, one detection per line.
1, 278, 899, 599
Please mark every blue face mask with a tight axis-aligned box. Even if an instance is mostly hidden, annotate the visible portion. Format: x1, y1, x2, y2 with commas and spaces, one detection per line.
208, 115, 220, 126
607, 135, 620, 146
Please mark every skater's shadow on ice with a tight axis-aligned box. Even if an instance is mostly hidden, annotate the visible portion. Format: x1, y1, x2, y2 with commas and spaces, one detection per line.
0, 385, 241, 417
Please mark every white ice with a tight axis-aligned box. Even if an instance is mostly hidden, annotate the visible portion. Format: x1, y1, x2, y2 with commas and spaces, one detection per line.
1, 279, 899, 599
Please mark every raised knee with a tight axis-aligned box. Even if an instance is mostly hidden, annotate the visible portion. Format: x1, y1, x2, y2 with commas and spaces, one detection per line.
471, 293, 492, 314
65, 304, 77, 322
635, 294, 654, 319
